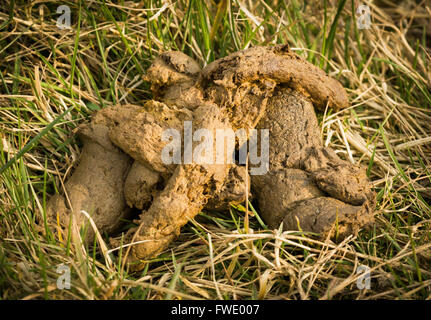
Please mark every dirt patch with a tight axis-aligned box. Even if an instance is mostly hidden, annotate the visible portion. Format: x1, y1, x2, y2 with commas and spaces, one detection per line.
47, 46, 375, 268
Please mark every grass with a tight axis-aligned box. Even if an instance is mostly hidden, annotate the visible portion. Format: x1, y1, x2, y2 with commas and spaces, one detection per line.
0, 0, 430, 300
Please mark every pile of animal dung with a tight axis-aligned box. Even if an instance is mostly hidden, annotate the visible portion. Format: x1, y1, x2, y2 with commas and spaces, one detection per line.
47, 45, 375, 269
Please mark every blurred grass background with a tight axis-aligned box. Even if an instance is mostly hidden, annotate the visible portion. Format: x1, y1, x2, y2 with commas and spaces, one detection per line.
0, 0, 431, 299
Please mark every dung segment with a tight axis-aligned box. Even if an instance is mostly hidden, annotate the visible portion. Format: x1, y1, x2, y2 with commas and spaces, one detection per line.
47, 45, 375, 268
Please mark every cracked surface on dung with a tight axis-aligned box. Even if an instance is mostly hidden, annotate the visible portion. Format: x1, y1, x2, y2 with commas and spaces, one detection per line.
255, 87, 322, 171
283, 197, 372, 236
47, 45, 375, 268
252, 86, 375, 237
124, 161, 160, 210
252, 169, 324, 229
199, 45, 349, 112
46, 113, 133, 242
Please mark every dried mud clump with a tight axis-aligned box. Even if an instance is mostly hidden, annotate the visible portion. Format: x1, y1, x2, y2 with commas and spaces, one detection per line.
47, 45, 375, 268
